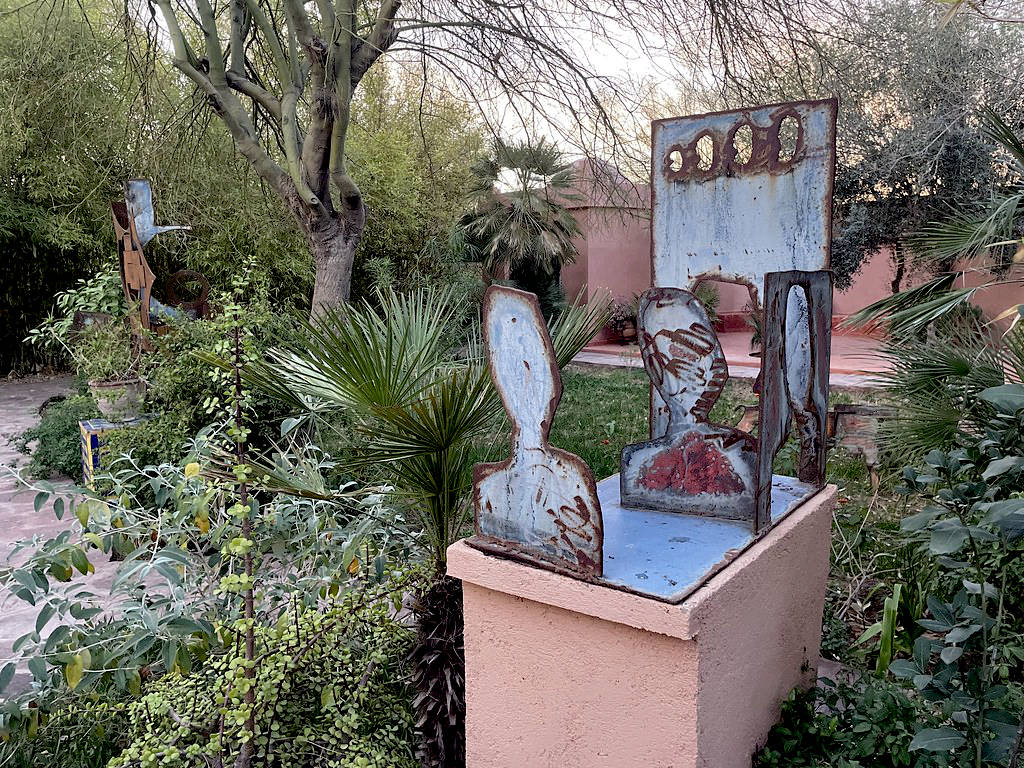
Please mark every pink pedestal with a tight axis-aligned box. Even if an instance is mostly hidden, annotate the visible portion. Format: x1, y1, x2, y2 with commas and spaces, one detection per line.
447, 484, 837, 768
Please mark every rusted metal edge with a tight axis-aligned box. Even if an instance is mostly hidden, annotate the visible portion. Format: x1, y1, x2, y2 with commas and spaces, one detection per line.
754, 270, 833, 532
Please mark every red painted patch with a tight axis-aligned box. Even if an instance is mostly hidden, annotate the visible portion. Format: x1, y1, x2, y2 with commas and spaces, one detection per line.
640, 431, 744, 495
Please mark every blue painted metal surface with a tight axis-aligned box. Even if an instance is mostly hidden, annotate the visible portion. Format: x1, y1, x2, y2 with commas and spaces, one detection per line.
598, 473, 815, 603
473, 285, 604, 577
124, 179, 189, 246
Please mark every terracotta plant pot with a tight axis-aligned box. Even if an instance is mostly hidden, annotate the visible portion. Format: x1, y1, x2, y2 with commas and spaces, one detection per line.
89, 378, 145, 420
620, 319, 638, 344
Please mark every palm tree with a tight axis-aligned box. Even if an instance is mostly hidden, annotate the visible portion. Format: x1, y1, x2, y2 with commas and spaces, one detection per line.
458, 138, 582, 317
242, 284, 610, 767
847, 109, 1024, 335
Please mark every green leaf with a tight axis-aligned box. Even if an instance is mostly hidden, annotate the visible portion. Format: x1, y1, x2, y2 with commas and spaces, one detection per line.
910, 727, 966, 752
913, 635, 932, 671
35, 603, 55, 634
940, 646, 963, 664
889, 660, 920, 678
65, 654, 84, 690
929, 525, 969, 555
962, 579, 999, 599
27, 656, 47, 681
33, 492, 48, 514
70, 547, 91, 575
945, 624, 981, 644
980, 383, 1024, 414
982, 455, 1024, 479
320, 686, 336, 709
0, 663, 15, 694
901, 508, 942, 531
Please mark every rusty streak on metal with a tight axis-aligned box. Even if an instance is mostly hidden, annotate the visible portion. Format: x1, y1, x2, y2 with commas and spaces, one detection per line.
471, 285, 604, 577
621, 287, 756, 521
754, 270, 833, 532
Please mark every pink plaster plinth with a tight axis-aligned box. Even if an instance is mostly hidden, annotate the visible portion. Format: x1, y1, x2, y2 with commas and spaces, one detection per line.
447, 484, 837, 768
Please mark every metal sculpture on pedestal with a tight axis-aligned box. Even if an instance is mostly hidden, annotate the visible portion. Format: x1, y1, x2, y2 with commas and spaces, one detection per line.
472, 285, 603, 577
468, 97, 838, 603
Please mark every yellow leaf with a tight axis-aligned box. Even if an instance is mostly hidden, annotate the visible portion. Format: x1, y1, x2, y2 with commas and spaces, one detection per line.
347, 557, 360, 576
195, 515, 210, 534
75, 504, 89, 527
84, 533, 103, 549
65, 654, 84, 690
184, 463, 201, 479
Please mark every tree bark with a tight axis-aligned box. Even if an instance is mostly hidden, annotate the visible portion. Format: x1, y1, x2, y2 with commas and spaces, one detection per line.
280, 180, 366, 316
310, 226, 360, 315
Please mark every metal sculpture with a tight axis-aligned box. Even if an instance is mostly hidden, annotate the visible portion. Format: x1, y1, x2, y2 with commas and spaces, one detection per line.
621, 287, 756, 520
467, 98, 838, 602
472, 285, 603, 577
649, 97, 838, 437
124, 179, 190, 247
112, 181, 208, 345
754, 270, 832, 530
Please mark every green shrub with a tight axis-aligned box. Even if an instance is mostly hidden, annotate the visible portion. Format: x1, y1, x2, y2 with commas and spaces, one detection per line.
24, 267, 127, 366
0, 689, 129, 768
109, 598, 416, 768
15, 393, 98, 480
755, 677, 950, 768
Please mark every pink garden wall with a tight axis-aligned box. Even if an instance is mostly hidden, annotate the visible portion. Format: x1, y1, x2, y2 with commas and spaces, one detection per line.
561, 164, 1021, 330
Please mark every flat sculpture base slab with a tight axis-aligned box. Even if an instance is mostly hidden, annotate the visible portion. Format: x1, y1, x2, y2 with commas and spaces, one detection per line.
601, 473, 814, 602
449, 483, 837, 768
469, 473, 815, 603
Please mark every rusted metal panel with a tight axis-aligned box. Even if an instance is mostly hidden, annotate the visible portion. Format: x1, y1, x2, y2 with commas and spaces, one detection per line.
621, 287, 756, 521
471, 285, 604, 577
755, 270, 833, 531
650, 98, 837, 299
649, 98, 837, 438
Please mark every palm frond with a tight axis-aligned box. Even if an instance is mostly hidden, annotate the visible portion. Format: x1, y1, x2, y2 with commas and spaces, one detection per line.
548, 289, 612, 368
910, 193, 1023, 263
842, 274, 960, 333
981, 107, 1024, 173
876, 317, 1018, 462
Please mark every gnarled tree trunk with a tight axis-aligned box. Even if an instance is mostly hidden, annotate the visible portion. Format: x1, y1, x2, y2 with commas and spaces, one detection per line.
310, 230, 359, 313
285, 183, 367, 316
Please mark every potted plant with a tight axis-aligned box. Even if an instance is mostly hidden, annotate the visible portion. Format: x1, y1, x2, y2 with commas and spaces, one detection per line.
75, 320, 144, 420
608, 297, 639, 344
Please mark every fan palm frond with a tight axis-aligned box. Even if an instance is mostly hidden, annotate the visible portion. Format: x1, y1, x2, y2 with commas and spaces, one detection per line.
843, 274, 963, 333
243, 285, 609, 571
876, 319, 1024, 462
458, 137, 581, 280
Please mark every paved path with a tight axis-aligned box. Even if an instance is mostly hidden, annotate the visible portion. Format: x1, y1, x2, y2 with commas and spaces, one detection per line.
574, 331, 887, 391
0, 376, 118, 693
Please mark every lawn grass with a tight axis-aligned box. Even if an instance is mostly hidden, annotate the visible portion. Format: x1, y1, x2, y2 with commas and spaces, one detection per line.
552, 364, 755, 479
